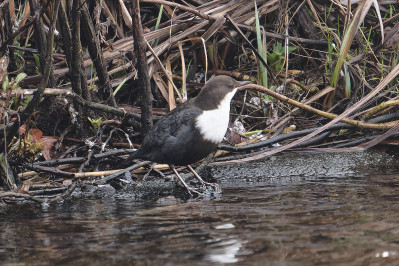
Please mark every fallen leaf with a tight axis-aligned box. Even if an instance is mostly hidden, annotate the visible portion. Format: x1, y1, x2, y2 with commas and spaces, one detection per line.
41, 136, 58, 160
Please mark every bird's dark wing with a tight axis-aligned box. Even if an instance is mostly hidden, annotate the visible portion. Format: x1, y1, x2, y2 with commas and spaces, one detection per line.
136, 104, 203, 164
120, 102, 201, 167
143, 105, 202, 146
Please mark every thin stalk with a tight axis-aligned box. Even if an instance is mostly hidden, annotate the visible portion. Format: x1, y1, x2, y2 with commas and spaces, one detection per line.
254, 0, 268, 89
152, 4, 163, 46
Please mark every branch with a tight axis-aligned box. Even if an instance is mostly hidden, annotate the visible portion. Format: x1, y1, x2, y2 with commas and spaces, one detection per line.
81, 0, 116, 106
239, 84, 398, 130
132, 0, 153, 134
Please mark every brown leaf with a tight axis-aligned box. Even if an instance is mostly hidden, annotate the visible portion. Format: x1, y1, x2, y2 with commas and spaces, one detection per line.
30, 129, 43, 143
41, 136, 58, 160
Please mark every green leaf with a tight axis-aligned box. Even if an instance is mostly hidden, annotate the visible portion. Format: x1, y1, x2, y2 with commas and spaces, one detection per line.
88, 117, 102, 133
113, 78, 128, 96
254, 0, 268, 89
33, 54, 40, 67
15, 73, 27, 85
3, 76, 9, 92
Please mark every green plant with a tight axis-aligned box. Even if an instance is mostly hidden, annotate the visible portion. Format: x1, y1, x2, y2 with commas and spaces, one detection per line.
8, 130, 44, 161
2, 73, 30, 110
331, 1, 377, 89
0, 153, 16, 189
11, 95, 31, 110
89, 63, 98, 91
113, 77, 128, 95
254, 0, 267, 88
325, 33, 335, 76
33, 53, 40, 68
2, 72, 27, 92
88, 117, 102, 133
151, 4, 164, 47
267, 42, 296, 72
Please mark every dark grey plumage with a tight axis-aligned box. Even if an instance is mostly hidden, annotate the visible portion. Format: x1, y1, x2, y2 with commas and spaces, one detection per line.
122, 75, 245, 167
125, 102, 217, 166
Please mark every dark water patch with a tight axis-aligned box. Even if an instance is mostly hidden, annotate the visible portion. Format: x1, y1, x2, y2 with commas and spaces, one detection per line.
2, 170, 399, 265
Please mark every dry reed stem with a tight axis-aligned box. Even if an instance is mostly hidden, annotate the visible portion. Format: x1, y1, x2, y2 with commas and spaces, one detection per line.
362, 99, 399, 120
239, 84, 398, 130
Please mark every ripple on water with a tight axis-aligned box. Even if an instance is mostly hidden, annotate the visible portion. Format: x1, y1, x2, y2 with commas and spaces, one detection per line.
1, 173, 399, 265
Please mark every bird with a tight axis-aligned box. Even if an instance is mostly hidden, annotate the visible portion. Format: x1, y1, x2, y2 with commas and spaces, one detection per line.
121, 75, 250, 195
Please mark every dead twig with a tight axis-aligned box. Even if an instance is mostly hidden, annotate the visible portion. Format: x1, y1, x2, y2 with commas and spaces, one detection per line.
239, 84, 398, 130
95, 161, 152, 185
22, 164, 75, 177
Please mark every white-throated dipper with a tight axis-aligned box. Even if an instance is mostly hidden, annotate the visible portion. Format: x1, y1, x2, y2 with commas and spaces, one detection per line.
122, 75, 250, 195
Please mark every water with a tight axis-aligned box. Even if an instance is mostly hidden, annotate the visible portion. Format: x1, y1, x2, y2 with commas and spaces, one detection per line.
2, 173, 399, 265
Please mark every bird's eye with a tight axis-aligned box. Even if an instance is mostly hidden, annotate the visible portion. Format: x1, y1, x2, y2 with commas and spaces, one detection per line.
228, 82, 234, 88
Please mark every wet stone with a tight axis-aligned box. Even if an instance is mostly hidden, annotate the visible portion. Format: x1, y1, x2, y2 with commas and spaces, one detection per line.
210, 151, 399, 184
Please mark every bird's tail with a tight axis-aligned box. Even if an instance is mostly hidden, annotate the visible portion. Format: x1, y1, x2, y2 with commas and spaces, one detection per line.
119, 149, 140, 168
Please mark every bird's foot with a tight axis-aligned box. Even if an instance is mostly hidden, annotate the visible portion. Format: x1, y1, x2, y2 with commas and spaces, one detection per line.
184, 185, 203, 196
204, 182, 220, 192
194, 179, 220, 192
171, 165, 204, 196
187, 165, 220, 192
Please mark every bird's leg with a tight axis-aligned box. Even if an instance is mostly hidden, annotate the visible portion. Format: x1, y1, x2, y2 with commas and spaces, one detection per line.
142, 163, 166, 180
187, 165, 219, 191
152, 166, 166, 178
170, 165, 202, 196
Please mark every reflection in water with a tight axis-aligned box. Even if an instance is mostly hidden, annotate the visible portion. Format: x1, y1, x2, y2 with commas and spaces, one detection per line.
1, 173, 399, 265
205, 239, 245, 264
205, 223, 246, 264
375, 251, 398, 258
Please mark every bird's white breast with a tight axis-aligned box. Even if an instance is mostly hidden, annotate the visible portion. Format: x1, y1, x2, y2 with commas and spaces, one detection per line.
195, 89, 237, 143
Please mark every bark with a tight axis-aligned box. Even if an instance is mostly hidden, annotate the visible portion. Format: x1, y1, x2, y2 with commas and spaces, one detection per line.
28, 0, 54, 86
80, 0, 116, 106
4, 5, 17, 72
71, 0, 82, 97
59, 0, 90, 101
132, 0, 153, 134
70, 0, 88, 136
58, 1, 72, 66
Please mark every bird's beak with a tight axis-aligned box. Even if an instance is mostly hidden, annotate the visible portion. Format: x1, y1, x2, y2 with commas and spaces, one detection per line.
237, 80, 251, 90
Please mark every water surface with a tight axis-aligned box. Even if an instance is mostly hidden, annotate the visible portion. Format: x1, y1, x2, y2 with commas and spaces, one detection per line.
1, 173, 399, 265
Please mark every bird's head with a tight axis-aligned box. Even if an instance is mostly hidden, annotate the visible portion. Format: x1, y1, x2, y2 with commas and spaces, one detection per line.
194, 75, 250, 110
